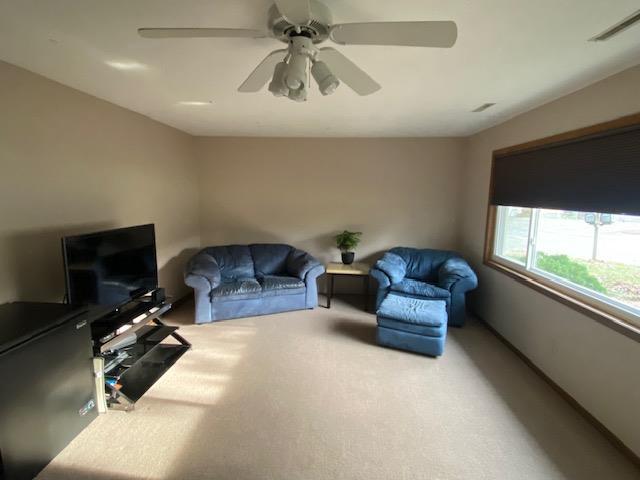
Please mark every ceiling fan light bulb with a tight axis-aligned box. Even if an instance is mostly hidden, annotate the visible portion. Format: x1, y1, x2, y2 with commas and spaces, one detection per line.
311, 61, 340, 96
284, 54, 308, 91
285, 78, 302, 90
268, 61, 289, 97
270, 88, 288, 98
288, 86, 307, 102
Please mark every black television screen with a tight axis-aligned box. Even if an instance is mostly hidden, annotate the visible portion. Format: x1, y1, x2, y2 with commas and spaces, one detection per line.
62, 224, 158, 306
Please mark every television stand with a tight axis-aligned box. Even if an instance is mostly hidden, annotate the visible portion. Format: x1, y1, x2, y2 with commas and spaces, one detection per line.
91, 296, 190, 411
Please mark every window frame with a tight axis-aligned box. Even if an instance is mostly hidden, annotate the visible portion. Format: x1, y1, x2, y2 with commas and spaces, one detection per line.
483, 113, 640, 342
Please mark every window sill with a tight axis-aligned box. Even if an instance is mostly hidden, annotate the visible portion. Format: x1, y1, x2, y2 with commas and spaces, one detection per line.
484, 257, 640, 342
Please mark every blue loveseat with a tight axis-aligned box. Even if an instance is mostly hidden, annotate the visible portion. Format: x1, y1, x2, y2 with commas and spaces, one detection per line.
184, 244, 325, 324
370, 247, 477, 327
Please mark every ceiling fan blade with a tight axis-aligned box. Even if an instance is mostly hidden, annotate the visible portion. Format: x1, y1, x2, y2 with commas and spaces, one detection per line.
274, 0, 311, 26
319, 48, 380, 96
138, 28, 268, 39
238, 49, 288, 92
330, 21, 457, 47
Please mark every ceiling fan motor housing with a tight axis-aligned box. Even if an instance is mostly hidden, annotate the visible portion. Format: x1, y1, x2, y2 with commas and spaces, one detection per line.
268, 0, 333, 44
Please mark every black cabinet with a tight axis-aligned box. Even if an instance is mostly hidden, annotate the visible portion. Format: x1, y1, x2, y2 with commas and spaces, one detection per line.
0, 303, 98, 480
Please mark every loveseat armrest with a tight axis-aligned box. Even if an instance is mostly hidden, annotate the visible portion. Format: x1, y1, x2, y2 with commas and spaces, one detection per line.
438, 257, 478, 294
184, 252, 222, 293
303, 264, 325, 308
374, 252, 407, 284
287, 249, 323, 280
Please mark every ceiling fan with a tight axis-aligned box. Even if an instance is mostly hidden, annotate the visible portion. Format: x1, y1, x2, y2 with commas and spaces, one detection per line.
138, 0, 457, 102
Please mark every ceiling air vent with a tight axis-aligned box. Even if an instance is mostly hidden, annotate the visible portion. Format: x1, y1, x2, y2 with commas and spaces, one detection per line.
590, 9, 640, 41
472, 103, 496, 113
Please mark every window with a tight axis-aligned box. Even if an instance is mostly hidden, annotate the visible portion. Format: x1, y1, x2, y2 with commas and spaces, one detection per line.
494, 207, 532, 266
492, 207, 640, 324
484, 114, 640, 336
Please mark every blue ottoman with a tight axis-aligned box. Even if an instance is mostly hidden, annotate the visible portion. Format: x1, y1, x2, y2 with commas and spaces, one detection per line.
376, 293, 448, 357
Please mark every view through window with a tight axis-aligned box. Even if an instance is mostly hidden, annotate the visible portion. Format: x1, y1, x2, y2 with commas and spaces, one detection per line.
494, 206, 640, 318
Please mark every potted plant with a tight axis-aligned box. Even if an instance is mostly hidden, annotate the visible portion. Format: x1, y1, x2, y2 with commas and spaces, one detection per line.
335, 230, 362, 265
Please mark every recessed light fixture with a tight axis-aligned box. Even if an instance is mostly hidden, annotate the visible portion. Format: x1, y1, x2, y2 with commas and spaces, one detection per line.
590, 9, 640, 41
177, 101, 214, 106
472, 103, 496, 113
105, 60, 148, 71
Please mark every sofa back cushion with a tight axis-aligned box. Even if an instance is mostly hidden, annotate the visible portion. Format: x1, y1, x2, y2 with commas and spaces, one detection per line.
389, 247, 455, 282
250, 244, 293, 277
201, 245, 255, 281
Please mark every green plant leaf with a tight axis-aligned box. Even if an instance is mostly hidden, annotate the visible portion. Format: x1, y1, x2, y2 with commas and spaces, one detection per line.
335, 230, 362, 252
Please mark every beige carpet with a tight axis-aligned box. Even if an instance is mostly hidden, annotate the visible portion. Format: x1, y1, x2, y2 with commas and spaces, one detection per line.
38, 297, 638, 480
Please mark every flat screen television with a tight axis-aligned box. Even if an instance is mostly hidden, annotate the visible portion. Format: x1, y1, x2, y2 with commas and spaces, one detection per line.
62, 224, 158, 307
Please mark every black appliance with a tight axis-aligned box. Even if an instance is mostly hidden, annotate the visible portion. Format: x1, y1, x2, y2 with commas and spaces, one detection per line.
62, 224, 158, 307
0, 303, 98, 480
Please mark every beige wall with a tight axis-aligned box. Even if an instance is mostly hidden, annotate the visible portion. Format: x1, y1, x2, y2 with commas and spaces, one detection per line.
458, 65, 640, 456
194, 137, 464, 291
2, 56, 639, 456
0, 60, 200, 302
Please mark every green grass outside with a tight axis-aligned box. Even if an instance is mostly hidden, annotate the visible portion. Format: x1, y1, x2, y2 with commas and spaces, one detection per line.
501, 251, 640, 308
574, 259, 640, 306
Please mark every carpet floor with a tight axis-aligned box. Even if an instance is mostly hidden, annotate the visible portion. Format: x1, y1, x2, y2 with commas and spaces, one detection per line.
38, 297, 639, 480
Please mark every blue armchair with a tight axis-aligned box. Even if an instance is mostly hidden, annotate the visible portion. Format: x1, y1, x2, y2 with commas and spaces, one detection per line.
370, 247, 477, 327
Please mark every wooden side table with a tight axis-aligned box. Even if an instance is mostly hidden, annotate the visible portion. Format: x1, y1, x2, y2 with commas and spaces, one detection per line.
325, 262, 371, 311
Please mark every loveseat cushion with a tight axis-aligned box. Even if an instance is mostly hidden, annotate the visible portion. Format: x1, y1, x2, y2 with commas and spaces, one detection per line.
202, 245, 255, 281
250, 244, 292, 277
259, 275, 306, 296
211, 278, 262, 301
391, 278, 451, 299
260, 275, 304, 290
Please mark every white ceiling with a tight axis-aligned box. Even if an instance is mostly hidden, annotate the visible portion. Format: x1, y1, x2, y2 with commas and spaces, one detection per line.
1, 0, 639, 137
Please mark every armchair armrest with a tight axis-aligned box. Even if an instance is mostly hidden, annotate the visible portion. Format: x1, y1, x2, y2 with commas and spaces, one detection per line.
184, 252, 221, 293
438, 257, 478, 293
287, 249, 323, 280
374, 252, 407, 284
369, 268, 391, 290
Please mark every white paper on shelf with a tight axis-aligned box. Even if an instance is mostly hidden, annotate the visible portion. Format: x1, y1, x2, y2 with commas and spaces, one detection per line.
93, 357, 108, 414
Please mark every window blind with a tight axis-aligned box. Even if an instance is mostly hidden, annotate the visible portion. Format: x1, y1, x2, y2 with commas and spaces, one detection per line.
491, 123, 640, 215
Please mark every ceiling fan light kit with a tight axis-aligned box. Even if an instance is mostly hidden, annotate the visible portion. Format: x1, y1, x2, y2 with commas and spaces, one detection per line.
138, 0, 457, 102
268, 61, 289, 97
311, 61, 339, 96
265, 34, 340, 102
